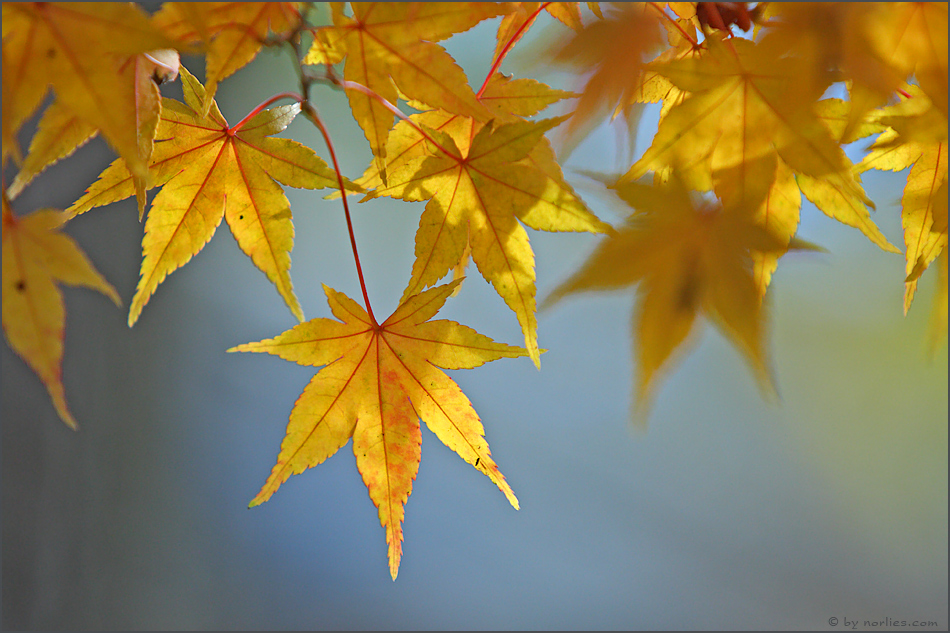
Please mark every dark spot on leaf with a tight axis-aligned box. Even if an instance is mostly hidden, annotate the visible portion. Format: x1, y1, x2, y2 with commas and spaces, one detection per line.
239, 214, 244, 220
676, 272, 700, 312
46, 48, 56, 59
15, 280, 26, 291
474, 457, 480, 467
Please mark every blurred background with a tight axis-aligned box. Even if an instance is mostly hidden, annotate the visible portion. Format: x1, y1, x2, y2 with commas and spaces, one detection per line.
3, 8, 947, 630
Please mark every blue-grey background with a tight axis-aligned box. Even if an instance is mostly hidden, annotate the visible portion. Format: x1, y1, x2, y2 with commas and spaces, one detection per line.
3, 10, 947, 630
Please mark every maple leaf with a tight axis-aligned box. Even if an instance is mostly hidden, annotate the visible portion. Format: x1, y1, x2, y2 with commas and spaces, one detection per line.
2, 197, 120, 429
760, 3, 948, 135
623, 35, 899, 254
492, 2, 582, 67
67, 67, 351, 326
230, 280, 525, 579
6, 50, 181, 212
625, 4, 699, 112
303, 2, 503, 180
750, 159, 802, 298
544, 2, 664, 150
359, 112, 610, 367
152, 2, 303, 116
858, 87, 949, 320
1, 3, 175, 186
5, 101, 98, 200
545, 176, 790, 412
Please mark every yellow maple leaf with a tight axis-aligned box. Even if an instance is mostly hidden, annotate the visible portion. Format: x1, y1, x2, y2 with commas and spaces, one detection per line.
492, 2, 582, 67
544, 2, 664, 150
545, 176, 790, 413
360, 113, 610, 367
303, 2, 502, 181
859, 87, 949, 322
67, 67, 351, 326
152, 2, 304, 116
751, 159, 803, 298
230, 280, 525, 579
352, 70, 579, 296
6, 50, 181, 215
1, 3, 175, 186
623, 35, 898, 254
2, 197, 120, 429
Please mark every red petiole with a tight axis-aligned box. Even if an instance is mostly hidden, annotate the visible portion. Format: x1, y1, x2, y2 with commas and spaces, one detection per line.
476, 2, 550, 99
301, 102, 377, 325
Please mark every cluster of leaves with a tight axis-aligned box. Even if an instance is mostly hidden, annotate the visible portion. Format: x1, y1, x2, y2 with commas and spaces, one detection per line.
2, 2, 946, 579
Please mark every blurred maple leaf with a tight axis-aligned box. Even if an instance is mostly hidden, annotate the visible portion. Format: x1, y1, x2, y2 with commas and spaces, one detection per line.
6, 50, 181, 216
545, 2, 664, 152
759, 3, 948, 138
1, 3, 176, 200
859, 86, 948, 348
152, 2, 304, 116
67, 68, 351, 326
545, 175, 793, 413
2, 198, 120, 429
231, 280, 525, 579
624, 36, 898, 255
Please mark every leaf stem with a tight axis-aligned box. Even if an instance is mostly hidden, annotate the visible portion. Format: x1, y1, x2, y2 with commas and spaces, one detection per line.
300, 101, 377, 325
476, 2, 550, 99
330, 74, 461, 161
229, 92, 304, 134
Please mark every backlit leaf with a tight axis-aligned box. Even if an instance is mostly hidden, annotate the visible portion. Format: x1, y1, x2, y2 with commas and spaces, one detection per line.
2, 198, 119, 429
1, 3, 175, 190
361, 114, 610, 366
624, 36, 897, 253
68, 67, 351, 326
304, 2, 502, 180
152, 2, 304, 115
546, 176, 788, 412
231, 280, 525, 579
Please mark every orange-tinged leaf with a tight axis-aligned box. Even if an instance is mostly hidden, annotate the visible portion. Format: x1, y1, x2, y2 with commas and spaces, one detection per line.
757, 3, 913, 138
363, 114, 610, 366
546, 176, 786, 412
68, 67, 350, 326
304, 2, 501, 181
230, 280, 525, 579
152, 2, 303, 115
1, 3, 174, 183
2, 199, 120, 429
865, 2, 948, 116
